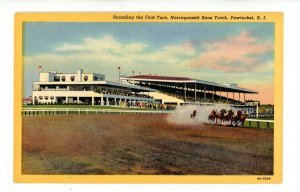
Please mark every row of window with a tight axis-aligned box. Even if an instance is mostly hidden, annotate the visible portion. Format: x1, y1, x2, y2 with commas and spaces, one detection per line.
54, 75, 84, 82
35, 96, 55, 100
46, 85, 67, 89
53, 75, 102, 82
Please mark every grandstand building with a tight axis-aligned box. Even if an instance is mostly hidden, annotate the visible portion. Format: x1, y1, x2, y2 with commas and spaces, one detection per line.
32, 69, 155, 105
121, 75, 258, 106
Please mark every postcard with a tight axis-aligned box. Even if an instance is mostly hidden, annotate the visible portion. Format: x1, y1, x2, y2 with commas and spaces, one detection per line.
14, 12, 283, 183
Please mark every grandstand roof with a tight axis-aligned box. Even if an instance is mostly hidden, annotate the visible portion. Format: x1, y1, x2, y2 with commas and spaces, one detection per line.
122, 75, 258, 94
127, 75, 192, 81
33, 80, 156, 92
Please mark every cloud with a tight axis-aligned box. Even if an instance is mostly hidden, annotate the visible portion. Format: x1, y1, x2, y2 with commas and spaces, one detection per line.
55, 35, 144, 53
24, 33, 274, 102
27, 35, 196, 68
187, 31, 274, 72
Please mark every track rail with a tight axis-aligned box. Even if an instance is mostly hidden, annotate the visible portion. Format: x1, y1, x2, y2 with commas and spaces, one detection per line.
22, 108, 171, 116
247, 118, 274, 123
245, 118, 274, 129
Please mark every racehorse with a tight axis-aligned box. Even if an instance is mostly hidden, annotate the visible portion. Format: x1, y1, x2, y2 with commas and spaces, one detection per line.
208, 109, 247, 127
219, 109, 227, 123
231, 110, 247, 127
190, 110, 197, 119
208, 109, 217, 122
226, 109, 235, 123
208, 109, 226, 124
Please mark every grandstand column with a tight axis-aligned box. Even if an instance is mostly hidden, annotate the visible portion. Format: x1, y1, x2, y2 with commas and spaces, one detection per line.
226, 89, 228, 101
114, 97, 117, 106
194, 83, 197, 102
65, 97, 68, 104
92, 97, 94, 105
184, 83, 187, 101
106, 97, 109, 106
204, 85, 206, 100
101, 96, 104, 106
77, 97, 79, 104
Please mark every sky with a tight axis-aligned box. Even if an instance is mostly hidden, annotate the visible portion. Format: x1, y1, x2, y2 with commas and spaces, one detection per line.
23, 22, 275, 104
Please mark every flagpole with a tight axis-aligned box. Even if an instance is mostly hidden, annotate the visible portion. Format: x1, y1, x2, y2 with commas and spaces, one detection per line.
37, 65, 42, 76
117, 66, 121, 83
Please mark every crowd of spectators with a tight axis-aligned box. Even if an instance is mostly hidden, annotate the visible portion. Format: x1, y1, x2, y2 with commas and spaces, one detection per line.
139, 83, 244, 105
258, 104, 274, 114
94, 88, 153, 99
119, 101, 176, 110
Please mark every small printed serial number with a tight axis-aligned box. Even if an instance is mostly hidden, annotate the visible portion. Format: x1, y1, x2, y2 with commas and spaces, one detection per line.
257, 177, 271, 180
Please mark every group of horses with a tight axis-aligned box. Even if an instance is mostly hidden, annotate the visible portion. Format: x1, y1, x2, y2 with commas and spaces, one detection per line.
189, 108, 247, 127
208, 109, 247, 127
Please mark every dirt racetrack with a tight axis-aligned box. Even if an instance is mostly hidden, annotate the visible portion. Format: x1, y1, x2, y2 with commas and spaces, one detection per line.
22, 114, 273, 175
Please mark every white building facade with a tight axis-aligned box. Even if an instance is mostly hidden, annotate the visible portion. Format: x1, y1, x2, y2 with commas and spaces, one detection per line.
32, 69, 155, 105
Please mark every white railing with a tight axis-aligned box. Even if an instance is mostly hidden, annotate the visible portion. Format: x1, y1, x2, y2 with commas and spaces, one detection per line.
22, 108, 274, 129
246, 118, 274, 129
247, 113, 274, 118
247, 118, 274, 123
22, 108, 171, 116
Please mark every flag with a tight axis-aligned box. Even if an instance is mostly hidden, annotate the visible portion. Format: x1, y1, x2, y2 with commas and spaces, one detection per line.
117, 66, 121, 70
37, 65, 42, 72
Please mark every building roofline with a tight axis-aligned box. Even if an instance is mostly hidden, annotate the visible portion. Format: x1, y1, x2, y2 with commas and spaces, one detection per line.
121, 76, 258, 94
33, 80, 156, 92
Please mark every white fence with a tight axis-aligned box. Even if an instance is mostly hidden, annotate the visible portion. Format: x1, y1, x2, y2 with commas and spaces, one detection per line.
22, 108, 274, 129
22, 108, 171, 116
247, 113, 274, 118
246, 118, 274, 129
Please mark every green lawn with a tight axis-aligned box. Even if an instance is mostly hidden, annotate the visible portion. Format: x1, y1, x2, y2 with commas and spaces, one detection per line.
244, 121, 274, 129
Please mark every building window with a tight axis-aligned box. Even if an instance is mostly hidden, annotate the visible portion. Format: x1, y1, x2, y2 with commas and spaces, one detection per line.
39, 96, 43, 99
54, 76, 60, 82
45, 96, 49, 100
58, 85, 67, 89
50, 96, 54, 100
61, 76, 66, 81
47, 85, 56, 89
94, 76, 98, 81
70, 76, 75, 81
84, 75, 88, 81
